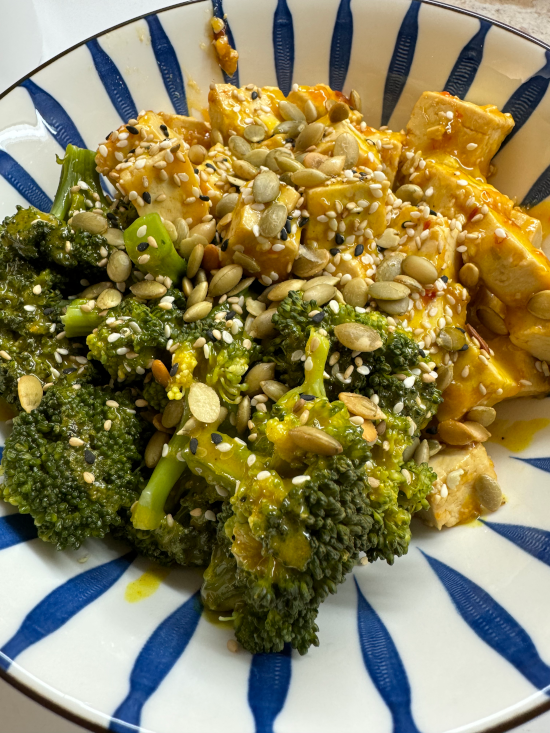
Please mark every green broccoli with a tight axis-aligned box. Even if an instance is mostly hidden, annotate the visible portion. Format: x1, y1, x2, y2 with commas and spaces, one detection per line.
124, 213, 186, 283
50, 145, 109, 222
1, 382, 150, 549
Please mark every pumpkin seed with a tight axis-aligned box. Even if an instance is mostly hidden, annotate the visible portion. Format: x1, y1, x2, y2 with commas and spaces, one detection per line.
243, 124, 266, 143
304, 99, 318, 123
107, 250, 132, 282
376, 297, 410, 315
302, 275, 339, 291
184, 301, 213, 322
334, 322, 383, 352
329, 101, 350, 123
188, 144, 207, 164
277, 157, 304, 174
349, 89, 362, 112
226, 174, 247, 187
233, 159, 258, 180
253, 170, 280, 203
343, 277, 369, 307
18, 374, 43, 413
268, 279, 306, 301
178, 416, 201, 435
333, 132, 359, 168
186, 243, 204, 278
71, 211, 108, 234
130, 280, 167, 299
260, 203, 288, 238
182, 277, 193, 297
289, 426, 343, 456
188, 381, 220, 423
475, 474, 502, 512
273, 120, 305, 137
233, 252, 261, 273
190, 220, 216, 242
402, 437, 420, 462
96, 288, 122, 310
104, 228, 125, 247
427, 440, 442, 457
228, 276, 255, 296
245, 362, 276, 394
195, 269, 207, 284
393, 274, 423, 293
175, 217, 190, 245
291, 168, 328, 187
265, 147, 293, 172
152, 359, 170, 387
246, 298, 266, 316
477, 307, 508, 335
236, 396, 251, 434
368, 281, 410, 301
163, 219, 178, 243
260, 380, 289, 401
376, 253, 406, 281
145, 431, 170, 468
528, 290, 550, 320
162, 399, 185, 428
319, 155, 346, 176
362, 421, 378, 443
438, 419, 490, 445
376, 228, 400, 249
292, 248, 330, 278
302, 283, 336, 305
178, 235, 208, 259
338, 392, 385, 420
209, 264, 243, 297
250, 309, 278, 338
414, 439, 430, 465
402, 255, 438, 284
245, 148, 270, 167
436, 327, 466, 351
295, 122, 325, 152
228, 135, 251, 159
466, 406, 497, 427
279, 100, 306, 122
303, 152, 327, 169
187, 281, 209, 307
395, 183, 424, 205
437, 363, 454, 391
216, 193, 239, 219
81, 281, 113, 299
325, 99, 336, 113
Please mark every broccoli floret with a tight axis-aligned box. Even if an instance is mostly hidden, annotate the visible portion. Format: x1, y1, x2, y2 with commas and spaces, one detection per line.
142, 379, 169, 412
50, 145, 109, 222
1, 382, 150, 549
125, 214, 187, 283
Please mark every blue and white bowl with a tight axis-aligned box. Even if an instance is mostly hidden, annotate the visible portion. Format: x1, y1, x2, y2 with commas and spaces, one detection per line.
1, 1, 550, 731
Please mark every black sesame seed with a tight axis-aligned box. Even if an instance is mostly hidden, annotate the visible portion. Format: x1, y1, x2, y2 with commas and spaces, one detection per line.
169, 363, 179, 377
401, 221, 413, 228
298, 217, 310, 227
160, 124, 169, 137
441, 275, 449, 283
211, 433, 223, 445
280, 228, 288, 241
63, 367, 77, 374
225, 311, 236, 320
205, 163, 216, 171
300, 394, 315, 401
126, 125, 139, 135
190, 438, 198, 455
206, 330, 216, 342
221, 239, 229, 252
43, 307, 55, 315
251, 91, 259, 100
311, 311, 325, 323
199, 195, 210, 201
106, 131, 113, 140
330, 247, 340, 256
418, 349, 426, 357
240, 496, 246, 502
285, 138, 295, 145
137, 242, 149, 252
84, 450, 96, 464
460, 344, 469, 351
194, 168, 199, 174
429, 209, 438, 217
143, 191, 152, 204
128, 149, 136, 155
285, 218, 292, 233
457, 327, 466, 333
354, 244, 364, 256
106, 212, 117, 222
426, 426, 438, 435
377, 245, 385, 254
335, 233, 345, 245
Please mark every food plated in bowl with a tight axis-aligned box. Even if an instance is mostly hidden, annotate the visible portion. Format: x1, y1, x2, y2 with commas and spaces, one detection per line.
1, 1, 550, 732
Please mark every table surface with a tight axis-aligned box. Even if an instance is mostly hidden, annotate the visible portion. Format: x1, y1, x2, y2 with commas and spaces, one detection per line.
1, 0, 550, 731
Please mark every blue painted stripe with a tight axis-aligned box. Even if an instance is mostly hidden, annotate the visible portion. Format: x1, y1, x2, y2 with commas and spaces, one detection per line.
329, 0, 353, 93
87, 39, 138, 121
501, 50, 550, 149
145, 15, 189, 116
211, 0, 239, 87
272, 0, 294, 97
522, 166, 550, 208
0, 513, 38, 551
110, 590, 202, 733
514, 456, 550, 473
355, 579, 421, 733
0, 150, 53, 211
444, 20, 491, 99
483, 520, 550, 567
0, 552, 136, 671
382, 0, 421, 126
20, 79, 86, 150
248, 644, 291, 733
422, 551, 550, 691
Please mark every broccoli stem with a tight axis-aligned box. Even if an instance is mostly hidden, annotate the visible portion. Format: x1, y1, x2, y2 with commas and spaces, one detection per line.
50, 145, 108, 221
124, 213, 187, 283
61, 299, 103, 338
302, 331, 330, 397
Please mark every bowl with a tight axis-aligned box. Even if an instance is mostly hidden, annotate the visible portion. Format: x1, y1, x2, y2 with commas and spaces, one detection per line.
1, 1, 550, 731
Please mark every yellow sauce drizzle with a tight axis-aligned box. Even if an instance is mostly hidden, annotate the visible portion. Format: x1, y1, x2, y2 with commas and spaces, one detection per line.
124, 566, 170, 603
488, 418, 550, 453
527, 201, 550, 240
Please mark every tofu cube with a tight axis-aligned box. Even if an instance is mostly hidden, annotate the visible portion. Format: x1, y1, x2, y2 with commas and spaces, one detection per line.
506, 307, 550, 362
208, 84, 284, 142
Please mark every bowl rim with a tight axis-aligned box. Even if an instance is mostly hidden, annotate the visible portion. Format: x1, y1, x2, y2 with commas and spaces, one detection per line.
1, 1, 550, 732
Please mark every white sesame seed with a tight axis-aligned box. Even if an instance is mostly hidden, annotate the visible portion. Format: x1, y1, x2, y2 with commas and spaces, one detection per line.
24, 304, 36, 312
161, 443, 169, 457
292, 475, 310, 485
0, 351, 11, 360
83, 471, 95, 484
205, 510, 216, 521
190, 508, 202, 517
393, 402, 404, 414
106, 400, 119, 408
217, 443, 232, 452
466, 142, 478, 150
403, 375, 415, 388
304, 356, 313, 371
247, 454, 256, 467
495, 228, 507, 239
257, 471, 270, 481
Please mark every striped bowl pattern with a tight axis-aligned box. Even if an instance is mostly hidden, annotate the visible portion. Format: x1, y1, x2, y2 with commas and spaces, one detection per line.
1, 1, 550, 731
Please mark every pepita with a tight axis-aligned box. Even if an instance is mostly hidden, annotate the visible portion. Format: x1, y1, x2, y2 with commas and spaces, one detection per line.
216, 193, 240, 219
477, 307, 508, 335
402, 437, 420, 462
427, 440, 442, 457
245, 362, 276, 394
228, 135, 251, 159
368, 281, 410, 301
130, 280, 168, 299
268, 279, 306, 301
302, 283, 336, 305
349, 89, 362, 112
186, 243, 204, 278
402, 255, 438, 285
253, 170, 280, 203
376, 228, 400, 249
183, 301, 213, 322
96, 288, 122, 309
259, 203, 288, 238
295, 122, 325, 152
233, 159, 258, 181
233, 252, 261, 273
245, 148, 270, 167
228, 276, 255, 296
249, 309, 278, 338
436, 327, 466, 352
104, 228, 125, 247
301, 275, 339, 291
395, 183, 424, 205
376, 253, 406, 281
162, 399, 185, 428
437, 363, 454, 391
82, 281, 113, 299
209, 264, 243, 297
292, 248, 330, 278
333, 132, 359, 168
393, 274, 423, 293
328, 101, 350, 123
362, 421, 378, 443
319, 155, 346, 176
304, 99, 318, 123
465, 406, 497, 427
288, 426, 343, 456
187, 281, 209, 307
107, 250, 132, 282
188, 144, 207, 164
474, 474, 503, 512
175, 218, 190, 245
236, 396, 251, 434
334, 322, 383, 352
260, 380, 289, 401
338, 392, 385, 420
438, 419, 490, 445
265, 147, 293, 172
243, 124, 266, 143
277, 157, 304, 174
303, 152, 327, 169
152, 359, 170, 387
177, 234, 208, 259
415, 439, 431, 465
18, 374, 43, 413
190, 220, 216, 243
279, 100, 306, 122
342, 277, 369, 307
291, 168, 328, 187
528, 290, 550, 320
71, 211, 108, 234
273, 120, 305, 138
145, 431, 170, 468
188, 381, 220, 423
376, 297, 410, 315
